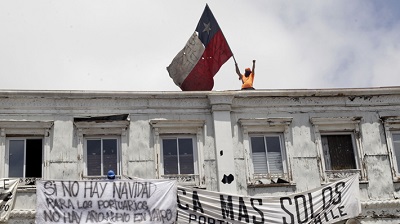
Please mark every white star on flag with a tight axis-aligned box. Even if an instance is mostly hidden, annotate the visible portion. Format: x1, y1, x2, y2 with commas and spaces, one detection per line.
202, 22, 211, 34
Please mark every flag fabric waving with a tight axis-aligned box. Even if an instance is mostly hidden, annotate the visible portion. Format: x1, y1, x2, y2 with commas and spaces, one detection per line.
167, 4, 233, 91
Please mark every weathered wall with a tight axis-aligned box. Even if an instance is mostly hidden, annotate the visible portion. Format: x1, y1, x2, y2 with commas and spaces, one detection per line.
0, 88, 399, 223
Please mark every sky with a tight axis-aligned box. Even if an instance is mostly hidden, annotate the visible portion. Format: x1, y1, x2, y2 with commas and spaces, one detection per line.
1, 0, 400, 92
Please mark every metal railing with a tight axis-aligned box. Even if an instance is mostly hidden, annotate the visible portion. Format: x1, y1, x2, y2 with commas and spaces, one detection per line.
325, 169, 361, 180
161, 174, 200, 186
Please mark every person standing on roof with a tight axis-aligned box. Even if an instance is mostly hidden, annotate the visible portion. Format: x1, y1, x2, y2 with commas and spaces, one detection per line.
235, 60, 256, 90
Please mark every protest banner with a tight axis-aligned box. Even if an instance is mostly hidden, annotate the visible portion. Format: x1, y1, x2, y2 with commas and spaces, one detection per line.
177, 174, 361, 224
36, 179, 176, 224
0, 178, 19, 222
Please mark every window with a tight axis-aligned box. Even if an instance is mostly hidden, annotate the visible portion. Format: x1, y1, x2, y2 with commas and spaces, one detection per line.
381, 116, 400, 180
392, 133, 400, 177
311, 117, 364, 181
150, 119, 205, 186
250, 135, 285, 177
7, 138, 43, 178
239, 118, 293, 184
0, 120, 52, 184
85, 137, 119, 176
74, 114, 129, 179
321, 134, 357, 170
161, 137, 197, 176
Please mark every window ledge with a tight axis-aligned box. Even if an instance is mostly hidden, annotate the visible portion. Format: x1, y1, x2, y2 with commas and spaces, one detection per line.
393, 179, 400, 184
247, 182, 296, 188
16, 186, 37, 192
161, 174, 201, 187
321, 180, 369, 185
82, 175, 122, 180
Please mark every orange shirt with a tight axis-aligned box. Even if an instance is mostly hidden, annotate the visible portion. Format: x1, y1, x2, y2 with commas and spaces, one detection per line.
241, 73, 254, 89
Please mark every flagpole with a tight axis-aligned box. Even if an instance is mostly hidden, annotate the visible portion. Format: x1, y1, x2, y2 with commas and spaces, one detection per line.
232, 55, 237, 64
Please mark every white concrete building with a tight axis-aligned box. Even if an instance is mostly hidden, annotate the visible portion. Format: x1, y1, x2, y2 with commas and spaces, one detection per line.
0, 87, 400, 223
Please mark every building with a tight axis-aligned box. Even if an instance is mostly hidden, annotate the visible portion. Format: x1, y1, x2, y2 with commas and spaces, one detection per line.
0, 87, 400, 223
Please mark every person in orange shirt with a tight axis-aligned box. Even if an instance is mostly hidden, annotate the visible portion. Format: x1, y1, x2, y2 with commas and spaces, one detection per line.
235, 60, 256, 90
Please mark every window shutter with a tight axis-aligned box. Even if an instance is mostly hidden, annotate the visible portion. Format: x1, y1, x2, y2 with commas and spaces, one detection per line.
265, 136, 284, 174
252, 152, 268, 174
267, 151, 283, 174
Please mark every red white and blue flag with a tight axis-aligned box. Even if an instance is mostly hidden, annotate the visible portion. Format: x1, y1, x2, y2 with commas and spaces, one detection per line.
167, 4, 233, 91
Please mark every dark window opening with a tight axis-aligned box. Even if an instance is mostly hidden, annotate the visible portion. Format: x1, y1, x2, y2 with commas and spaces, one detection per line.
322, 134, 357, 170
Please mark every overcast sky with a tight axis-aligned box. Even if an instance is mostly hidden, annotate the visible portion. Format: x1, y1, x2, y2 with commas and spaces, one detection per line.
1, 0, 400, 92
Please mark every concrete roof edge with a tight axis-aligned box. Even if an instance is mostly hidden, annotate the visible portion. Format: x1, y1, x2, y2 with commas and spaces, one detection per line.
0, 86, 400, 98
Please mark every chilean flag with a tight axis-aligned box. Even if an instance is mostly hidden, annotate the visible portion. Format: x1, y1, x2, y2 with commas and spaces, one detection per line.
167, 4, 233, 91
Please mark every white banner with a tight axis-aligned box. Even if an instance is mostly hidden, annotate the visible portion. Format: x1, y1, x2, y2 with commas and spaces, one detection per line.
0, 178, 19, 222
36, 179, 177, 224
177, 175, 361, 224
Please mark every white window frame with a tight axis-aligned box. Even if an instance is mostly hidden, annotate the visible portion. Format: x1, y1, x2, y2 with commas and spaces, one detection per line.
160, 135, 198, 177
83, 136, 121, 177
150, 119, 205, 187
310, 117, 365, 182
239, 118, 293, 185
381, 116, 400, 181
6, 137, 44, 179
0, 120, 52, 184
249, 133, 287, 178
75, 119, 128, 180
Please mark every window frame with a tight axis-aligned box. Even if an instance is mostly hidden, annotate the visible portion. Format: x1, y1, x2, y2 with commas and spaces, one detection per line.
5, 137, 44, 179
249, 133, 287, 179
0, 120, 52, 185
75, 117, 129, 180
390, 132, 400, 178
160, 135, 198, 177
310, 117, 365, 182
239, 117, 293, 185
150, 119, 205, 186
83, 136, 121, 177
320, 132, 359, 171
381, 116, 400, 181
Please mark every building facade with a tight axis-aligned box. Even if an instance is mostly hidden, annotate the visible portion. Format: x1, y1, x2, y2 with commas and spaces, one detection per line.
0, 87, 400, 223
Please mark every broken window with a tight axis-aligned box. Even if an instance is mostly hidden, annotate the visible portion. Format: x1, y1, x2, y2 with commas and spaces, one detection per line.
8, 138, 43, 178
321, 134, 357, 170
85, 137, 119, 176
250, 135, 284, 176
161, 137, 196, 175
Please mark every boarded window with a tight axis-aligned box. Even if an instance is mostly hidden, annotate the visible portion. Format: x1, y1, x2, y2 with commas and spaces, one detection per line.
250, 135, 284, 175
8, 138, 43, 178
162, 137, 195, 175
321, 134, 357, 170
86, 138, 118, 176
